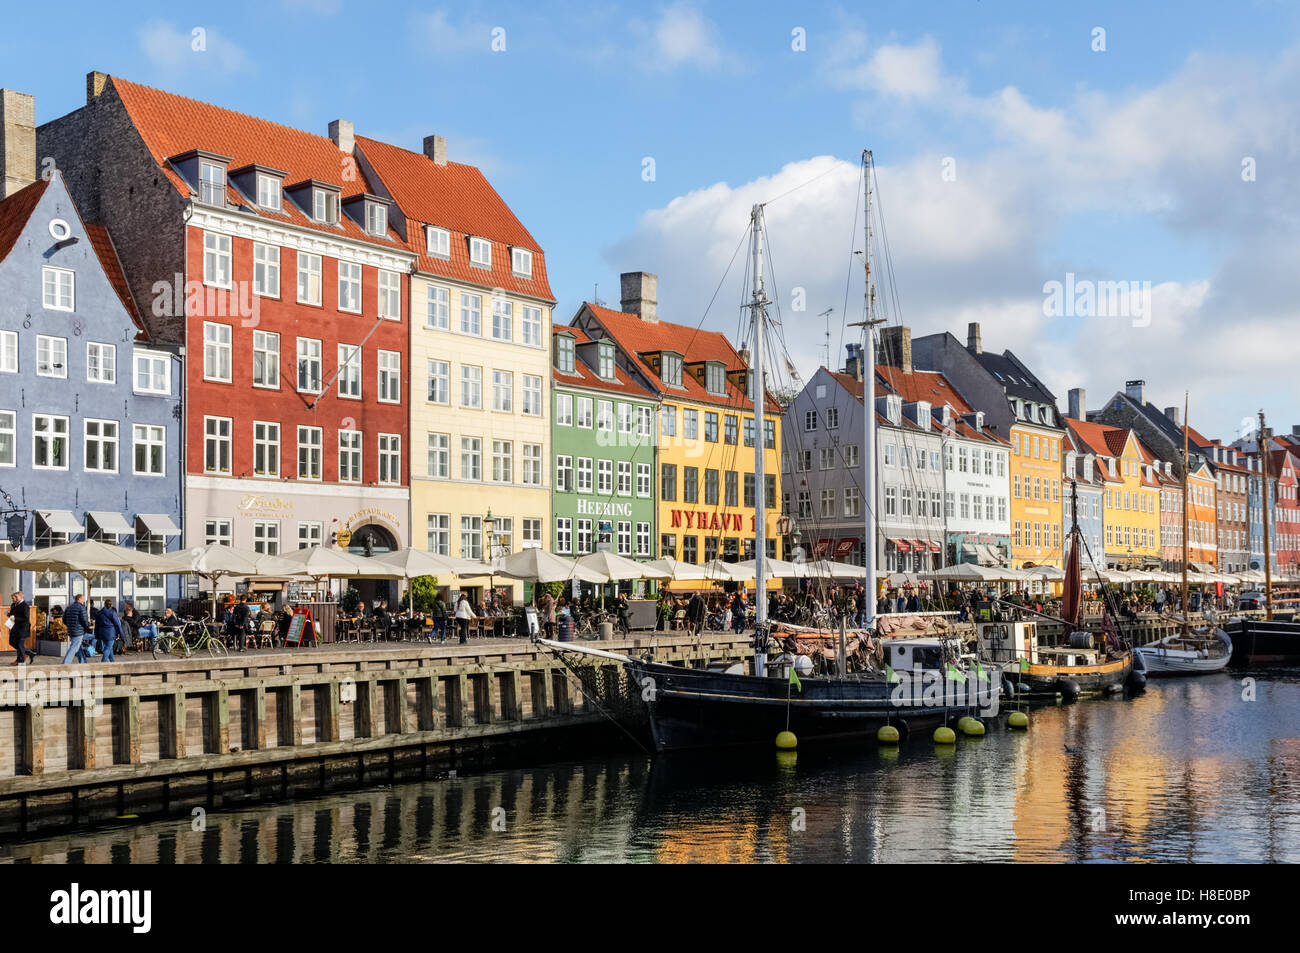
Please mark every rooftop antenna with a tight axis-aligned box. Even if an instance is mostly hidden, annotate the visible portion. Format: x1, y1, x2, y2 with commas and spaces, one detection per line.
818, 308, 833, 367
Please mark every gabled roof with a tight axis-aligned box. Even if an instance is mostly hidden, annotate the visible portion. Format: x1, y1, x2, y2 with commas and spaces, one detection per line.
551, 326, 655, 399
354, 135, 553, 302
579, 302, 777, 412
0, 175, 147, 339
873, 366, 1007, 444
108, 76, 404, 251
0, 177, 48, 263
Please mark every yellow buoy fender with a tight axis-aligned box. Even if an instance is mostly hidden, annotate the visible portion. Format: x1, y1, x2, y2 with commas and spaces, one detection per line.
775, 730, 798, 749
933, 726, 957, 744
960, 717, 985, 736
1007, 711, 1029, 729
877, 724, 900, 745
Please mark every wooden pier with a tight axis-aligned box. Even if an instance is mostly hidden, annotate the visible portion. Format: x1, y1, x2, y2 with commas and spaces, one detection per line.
0, 632, 750, 838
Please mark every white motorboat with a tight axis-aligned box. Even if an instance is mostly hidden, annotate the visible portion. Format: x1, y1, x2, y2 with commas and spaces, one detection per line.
1135, 626, 1232, 675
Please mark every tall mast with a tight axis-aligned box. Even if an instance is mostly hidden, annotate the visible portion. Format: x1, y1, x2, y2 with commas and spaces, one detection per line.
750, 204, 768, 634
1260, 410, 1274, 620
1180, 392, 1189, 633
850, 150, 877, 630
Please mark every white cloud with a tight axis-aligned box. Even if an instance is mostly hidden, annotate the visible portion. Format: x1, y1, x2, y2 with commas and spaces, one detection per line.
414, 10, 495, 55
139, 21, 249, 73
623, 3, 732, 73
607, 39, 1300, 437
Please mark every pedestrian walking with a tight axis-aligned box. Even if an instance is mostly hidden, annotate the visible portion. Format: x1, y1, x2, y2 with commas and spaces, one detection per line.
230, 595, 252, 652
455, 592, 475, 644
95, 599, 122, 662
8, 591, 35, 665
61, 594, 91, 664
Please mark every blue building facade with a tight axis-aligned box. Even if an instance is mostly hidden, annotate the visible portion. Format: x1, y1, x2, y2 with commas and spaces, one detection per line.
1247, 468, 1278, 574
0, 172, 183, 612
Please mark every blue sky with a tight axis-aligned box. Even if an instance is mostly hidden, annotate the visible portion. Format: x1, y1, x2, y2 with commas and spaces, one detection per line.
4, 0, 1298, 439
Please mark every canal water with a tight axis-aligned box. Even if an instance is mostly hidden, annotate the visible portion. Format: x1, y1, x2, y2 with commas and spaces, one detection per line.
4, 672, 1298, 863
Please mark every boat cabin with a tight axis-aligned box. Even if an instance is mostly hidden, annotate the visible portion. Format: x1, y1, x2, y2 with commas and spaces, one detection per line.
976, 621, 1039, 666
1033, 645, 1103, 667
885, 637, 957, 673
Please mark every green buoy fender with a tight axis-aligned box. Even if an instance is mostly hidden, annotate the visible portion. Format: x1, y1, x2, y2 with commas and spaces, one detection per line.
960, 717, 986, 736
877, 724, 900, 745
933, 725, 957, 744
956, 716, 977, 733
775, 730, 798, 750
1007, 710, 1029, 729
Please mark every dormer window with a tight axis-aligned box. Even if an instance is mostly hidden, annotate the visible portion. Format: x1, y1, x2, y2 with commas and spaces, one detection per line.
661, 352, 683, 388
512, 247, 533, 278
426, 226, 450, 258
469, 237, 492, 269
366, 202, 387, 237
199, 160, 226, 206
597, 341, 616, 380
556, 334, 575, 374
886, 395, 902, 426
705, 362, 727, 396
256, 174, 281, 211
313, 188, 339, 225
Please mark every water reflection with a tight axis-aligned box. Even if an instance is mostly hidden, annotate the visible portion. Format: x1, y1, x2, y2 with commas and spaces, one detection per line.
2, 674, 1297, 863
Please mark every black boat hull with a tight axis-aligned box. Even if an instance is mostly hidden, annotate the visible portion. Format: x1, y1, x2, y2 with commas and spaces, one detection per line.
1003, 652, 1135, 700
1225, 618, 1300, 667
630, 661, 999, 752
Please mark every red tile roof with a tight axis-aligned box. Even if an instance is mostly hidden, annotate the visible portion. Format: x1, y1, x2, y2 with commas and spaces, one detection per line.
580, 303, 778, 412
0, 178, 48, 264
108, 77, 404, 250
872, 366, 1007, 444
84, 223, 147, 340
355, 135, 553, 303
551, 326, 656, 398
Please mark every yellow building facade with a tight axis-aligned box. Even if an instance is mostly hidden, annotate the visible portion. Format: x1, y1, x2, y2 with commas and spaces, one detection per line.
1010, 421, 1065, 567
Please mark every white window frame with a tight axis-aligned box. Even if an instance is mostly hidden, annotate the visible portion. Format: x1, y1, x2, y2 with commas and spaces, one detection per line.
199, 160, 226, 206
297, 425, 323, 481
522, 375, 542, 416
427, 359, 450, 405
203, 232, 232, 288
523, 443, 542, 486
0, 330, 16, 374
425, 226, 450, 258
36, 335, 67, 379
492, 440, 513, 483
257, 174, 281, 211
82, 418, 118, 474
253, 242, 280, 298
253, 420, 280, 478
425, 284, 449, 330
42, 266, 75, 311
337, 261, 362, 314
367, 202, 388, 238
460, 365, 482, 409
521, 306, 542, 346
491, 297, 513, 341
460, 293, 482, 335
204, 416, 232, 474
203, 323, 232, 383
511, 247, 533, 278
426, 513, 450, 555
377, 350, 401, 404
0, 409, 17, 467
252, 520, 280, 555
86, 341, 116, 384
297, 337, 322, 394
492, 370, 513, 412
338, 430, 362, 484
427, 433, 449, 479
469, 236, 492, 268
556, 393, 573, 426
460, 437, 482, 481
297, 251, 322, 305
378, 269, 401, 320
253, 331, 280, 389
131, 423, 165, 477
337, 344, 361, 399
313, 188, 339, 225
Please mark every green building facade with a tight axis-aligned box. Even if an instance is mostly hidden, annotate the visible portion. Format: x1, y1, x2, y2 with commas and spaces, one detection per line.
551, 326, 658, 564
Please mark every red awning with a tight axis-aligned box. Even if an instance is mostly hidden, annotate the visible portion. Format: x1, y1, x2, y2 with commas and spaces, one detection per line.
813, 538, 833, 558
927, 541, 942, 554
833, 538, 858, 558
892, 539, 912, 552
912, 540, 928, 552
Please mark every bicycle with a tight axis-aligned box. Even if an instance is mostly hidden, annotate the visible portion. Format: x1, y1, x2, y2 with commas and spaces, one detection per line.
152, 628, 191, 660
152, 619, 228, 660
189, 619, 229, 658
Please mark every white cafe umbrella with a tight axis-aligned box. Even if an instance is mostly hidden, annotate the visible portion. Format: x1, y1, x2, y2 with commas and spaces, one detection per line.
154, 543, 304, 618
700, 559, 751, 582
576, 552, 672, 581
492, 549, 609, 585
8, 539, 176, 574
646, 557, 711, 581
730, 559, 781, 581
373, 547, 486, 579
275, 545, 404, 580
926, 563, 1004, 583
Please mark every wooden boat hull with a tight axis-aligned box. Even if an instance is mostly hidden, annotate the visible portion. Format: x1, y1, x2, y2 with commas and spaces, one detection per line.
1004, 651, 1135, 699
1225, 618, 1300, 667
628, 660, 1000, 752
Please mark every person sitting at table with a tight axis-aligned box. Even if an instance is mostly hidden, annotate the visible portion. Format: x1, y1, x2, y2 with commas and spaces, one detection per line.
119, 601, 143, 653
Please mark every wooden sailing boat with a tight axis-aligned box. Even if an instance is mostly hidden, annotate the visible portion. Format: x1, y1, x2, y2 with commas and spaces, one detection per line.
1136, 393, 1232, 675
981, 477, 1138, 699
539, 151, 1001, 750
1225, 410, 1300, 666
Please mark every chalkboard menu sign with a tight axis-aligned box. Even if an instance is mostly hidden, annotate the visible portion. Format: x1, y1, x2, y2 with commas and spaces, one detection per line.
285, 607, 316, 646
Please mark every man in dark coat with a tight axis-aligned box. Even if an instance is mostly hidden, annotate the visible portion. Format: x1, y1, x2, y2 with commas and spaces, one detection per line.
231, 595, 252, 652
95, 599, 122, 662
61, 594, 91, 664
687, 591, 706, 635
8, 591, 34, 665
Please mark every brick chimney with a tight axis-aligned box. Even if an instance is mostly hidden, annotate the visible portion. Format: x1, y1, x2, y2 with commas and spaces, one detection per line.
86, 71, 109, 104
1068, 387, 1086, 421
1125, 379, 1146, 405
620, 271, 658, 323
423, 135, 447, 166
0, 89, 36, 199
878, 325, 912, 374
328, 119, 354, 154
966, 321, 982, 354
1164, 405, 1180, 426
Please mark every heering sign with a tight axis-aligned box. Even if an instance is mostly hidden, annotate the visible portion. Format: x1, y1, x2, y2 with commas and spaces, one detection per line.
576, 499, 633, 517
